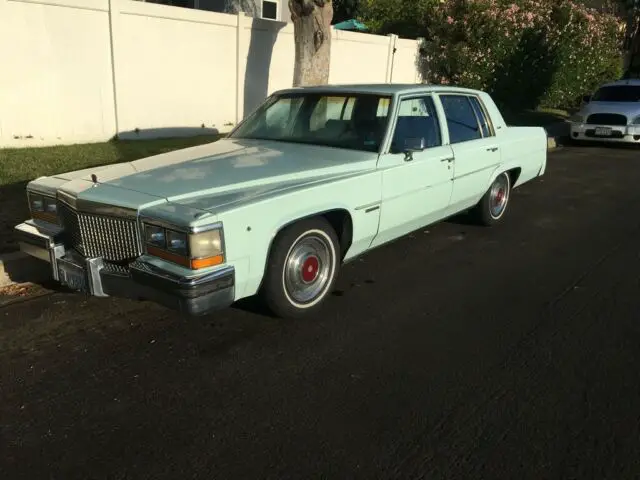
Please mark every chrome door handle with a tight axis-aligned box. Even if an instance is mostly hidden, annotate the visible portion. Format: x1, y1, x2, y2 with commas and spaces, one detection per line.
441, 157, 454, 163
487, 147, 499, 152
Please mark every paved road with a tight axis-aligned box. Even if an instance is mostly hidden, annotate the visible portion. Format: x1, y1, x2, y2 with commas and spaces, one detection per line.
2, 145, 640, 479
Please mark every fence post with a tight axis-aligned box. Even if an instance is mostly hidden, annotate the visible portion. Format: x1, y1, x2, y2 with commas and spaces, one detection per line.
107, 0, 121, 137
385, 34, 398, 83
235, 11, 246, 125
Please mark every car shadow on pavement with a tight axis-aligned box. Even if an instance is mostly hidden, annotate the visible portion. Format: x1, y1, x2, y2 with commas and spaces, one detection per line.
0, 181, 30, 255
444, 211, 479, 227
232, 296, 278, 318
565, 139, 640, 151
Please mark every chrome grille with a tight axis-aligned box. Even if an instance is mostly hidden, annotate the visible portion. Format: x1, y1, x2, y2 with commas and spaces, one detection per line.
586, 113, 628, 126
58, 203, 142, 261
102, 262, 131, 276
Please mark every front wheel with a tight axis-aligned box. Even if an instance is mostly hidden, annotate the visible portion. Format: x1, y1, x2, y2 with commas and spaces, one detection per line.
472, 172, 511, 226
260, 218, 340, 319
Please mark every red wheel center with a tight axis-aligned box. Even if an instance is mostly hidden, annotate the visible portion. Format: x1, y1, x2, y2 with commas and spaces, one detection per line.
495, 188, 505, 204
301, 256, 320, 283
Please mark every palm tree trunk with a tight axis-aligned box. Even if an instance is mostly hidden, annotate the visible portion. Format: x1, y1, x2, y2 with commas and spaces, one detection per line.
289, 0, 334, 86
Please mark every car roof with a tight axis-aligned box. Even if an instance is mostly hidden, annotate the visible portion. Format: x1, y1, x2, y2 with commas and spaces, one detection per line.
273, 83, 481, 96
600, 79, 640, 88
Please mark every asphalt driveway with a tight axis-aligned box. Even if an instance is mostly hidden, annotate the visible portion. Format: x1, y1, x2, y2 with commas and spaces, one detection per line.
2, 144, 640, 479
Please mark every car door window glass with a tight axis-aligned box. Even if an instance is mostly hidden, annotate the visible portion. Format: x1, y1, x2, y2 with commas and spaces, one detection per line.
265, 97, 303, 135
304, 94, 391, 151
391, 96, 442, 152
440, 95, 482, 144
309, 96, 350, 131
377, 97, 391, 118
468, 96, 492, 138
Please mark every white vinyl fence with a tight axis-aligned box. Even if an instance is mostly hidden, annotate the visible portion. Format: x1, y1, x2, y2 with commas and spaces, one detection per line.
0, 0, 422, 148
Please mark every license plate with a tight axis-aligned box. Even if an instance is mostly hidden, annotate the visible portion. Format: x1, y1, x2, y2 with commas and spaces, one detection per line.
595, 127, 612, 136
57, 258, 88, 292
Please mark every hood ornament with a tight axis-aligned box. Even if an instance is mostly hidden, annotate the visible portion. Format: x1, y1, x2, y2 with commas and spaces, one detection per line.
91, 173, 98, 187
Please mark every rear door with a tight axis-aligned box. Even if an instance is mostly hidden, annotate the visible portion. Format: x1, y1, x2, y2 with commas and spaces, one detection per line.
437, 94, 501, 210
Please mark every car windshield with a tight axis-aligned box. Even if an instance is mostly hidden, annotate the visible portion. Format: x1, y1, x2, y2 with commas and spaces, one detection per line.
591, 85, 640, 102
229, 92, 392, 152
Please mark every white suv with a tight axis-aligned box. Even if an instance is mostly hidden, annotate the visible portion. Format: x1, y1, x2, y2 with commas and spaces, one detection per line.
569, 79, 640, 145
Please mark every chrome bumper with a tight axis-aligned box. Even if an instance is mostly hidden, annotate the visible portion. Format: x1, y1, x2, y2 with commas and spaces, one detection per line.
14, 222, 235, 316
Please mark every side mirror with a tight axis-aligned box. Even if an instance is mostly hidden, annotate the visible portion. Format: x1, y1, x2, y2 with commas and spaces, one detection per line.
403, 137, 426, 152
582, 95, 591, 103
402, 137, 426, 162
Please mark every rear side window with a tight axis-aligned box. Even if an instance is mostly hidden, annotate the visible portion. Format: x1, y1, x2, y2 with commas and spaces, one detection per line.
439, 95, 482, 144
468, 96, 492, 138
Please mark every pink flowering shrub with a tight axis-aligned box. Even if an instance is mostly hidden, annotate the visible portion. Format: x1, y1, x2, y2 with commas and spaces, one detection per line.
362, 0, 625, 110
427, 0, 624, 108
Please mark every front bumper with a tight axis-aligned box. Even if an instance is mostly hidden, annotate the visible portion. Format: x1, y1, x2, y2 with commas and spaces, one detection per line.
569, 123, 640, 144
14, 221, 235, 316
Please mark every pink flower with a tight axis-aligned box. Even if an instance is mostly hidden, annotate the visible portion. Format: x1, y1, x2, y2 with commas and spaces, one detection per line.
447, 16, 454, 24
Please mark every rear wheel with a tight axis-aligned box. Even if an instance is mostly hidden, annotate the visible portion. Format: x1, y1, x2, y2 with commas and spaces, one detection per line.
472, 172, 511, 226
260, 218, 340, 319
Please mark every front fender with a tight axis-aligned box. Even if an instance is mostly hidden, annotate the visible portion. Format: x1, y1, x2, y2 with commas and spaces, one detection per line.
218, 171, 382, 299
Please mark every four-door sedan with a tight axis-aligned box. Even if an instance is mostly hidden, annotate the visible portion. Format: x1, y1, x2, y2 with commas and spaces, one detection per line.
15, 84, 547, 319
569, 79, 640, 145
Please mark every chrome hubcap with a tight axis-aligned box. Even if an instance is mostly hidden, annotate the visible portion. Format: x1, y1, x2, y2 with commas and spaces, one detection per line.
284, 234, 333, 305
489, 175, 509, 218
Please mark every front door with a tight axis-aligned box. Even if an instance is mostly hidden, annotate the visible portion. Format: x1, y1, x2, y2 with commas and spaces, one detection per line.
370, 95, 455, 249
437, 93, 502, 211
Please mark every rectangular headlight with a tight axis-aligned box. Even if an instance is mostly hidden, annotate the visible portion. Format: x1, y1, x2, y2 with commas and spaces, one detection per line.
27, 191, 59, 224
189, 230, 223, 259
144, 222, 225, 270
29, 193, 44, 212
167, 230, 188, 256
43, 196, 57, 214
145, 224, 166, 248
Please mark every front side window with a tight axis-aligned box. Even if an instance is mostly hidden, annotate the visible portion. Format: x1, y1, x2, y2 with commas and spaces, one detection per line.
390, 96, 442, 152
230, 93, 392, 153
439, 95, 482, 144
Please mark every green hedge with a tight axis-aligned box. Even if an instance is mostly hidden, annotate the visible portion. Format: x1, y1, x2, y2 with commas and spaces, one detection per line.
360, 0, 624, 110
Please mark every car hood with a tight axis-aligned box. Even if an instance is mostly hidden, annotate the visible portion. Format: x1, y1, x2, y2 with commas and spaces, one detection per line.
579, 101, 640, 119
52, 138, 378, 213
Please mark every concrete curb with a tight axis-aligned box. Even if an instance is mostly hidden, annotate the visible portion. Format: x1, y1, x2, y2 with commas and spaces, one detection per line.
0, 123, 570, 290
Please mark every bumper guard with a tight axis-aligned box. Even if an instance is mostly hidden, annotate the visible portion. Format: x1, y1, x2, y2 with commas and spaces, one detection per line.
14, 222, 235, 316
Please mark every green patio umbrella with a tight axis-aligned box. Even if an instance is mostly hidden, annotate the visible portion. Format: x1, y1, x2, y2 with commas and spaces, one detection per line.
333, 19, 368, 31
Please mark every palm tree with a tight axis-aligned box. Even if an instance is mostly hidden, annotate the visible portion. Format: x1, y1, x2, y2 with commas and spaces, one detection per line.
289, 0, 334, 86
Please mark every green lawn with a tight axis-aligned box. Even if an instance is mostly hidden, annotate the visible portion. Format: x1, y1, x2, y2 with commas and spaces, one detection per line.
0, 134, 221, 187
